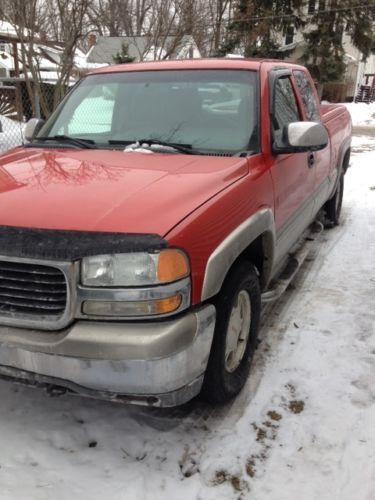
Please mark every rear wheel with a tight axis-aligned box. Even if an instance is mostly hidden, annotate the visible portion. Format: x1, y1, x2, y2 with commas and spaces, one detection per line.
201, 260, 261, 404
324, 173, 344, 227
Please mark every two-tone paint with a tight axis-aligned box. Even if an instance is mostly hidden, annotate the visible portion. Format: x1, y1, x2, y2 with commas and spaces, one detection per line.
0, 58, 352, 405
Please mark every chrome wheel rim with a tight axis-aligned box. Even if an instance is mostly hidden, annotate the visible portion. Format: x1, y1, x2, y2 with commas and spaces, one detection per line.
225, 290, 252, 373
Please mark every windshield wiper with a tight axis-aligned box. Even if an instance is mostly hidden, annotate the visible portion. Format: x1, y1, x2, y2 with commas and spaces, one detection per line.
32, 135, 97, 149
109, 138, 196, 155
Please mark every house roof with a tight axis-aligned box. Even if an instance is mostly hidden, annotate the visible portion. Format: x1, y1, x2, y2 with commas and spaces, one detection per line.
0, 40, 106, 81
0, 19, 107, 82
0, 20, 20, 41
0, 20, 55, 45
86, 35, 199, 64
74, 48, 107, 71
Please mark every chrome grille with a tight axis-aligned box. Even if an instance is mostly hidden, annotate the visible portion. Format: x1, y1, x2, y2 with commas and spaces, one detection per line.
0, 260, 67, 316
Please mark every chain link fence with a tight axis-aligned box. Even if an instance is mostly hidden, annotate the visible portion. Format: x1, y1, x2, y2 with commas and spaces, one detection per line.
0, 78, 57, 153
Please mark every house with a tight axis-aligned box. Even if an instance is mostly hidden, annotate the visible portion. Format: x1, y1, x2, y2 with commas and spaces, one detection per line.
0, 21, 106, 82
86, 35, 201, 65
0, 20, 107, 121
277, 5, 375, 102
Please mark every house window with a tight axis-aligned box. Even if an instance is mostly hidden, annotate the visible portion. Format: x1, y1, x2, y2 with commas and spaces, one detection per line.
318, 0, 325, 10
285, 26, 294, 45
308, 0, 316, 13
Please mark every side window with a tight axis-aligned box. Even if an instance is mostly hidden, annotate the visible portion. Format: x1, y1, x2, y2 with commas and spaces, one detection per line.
273, 76, 300, 141
293, 70, 320, 122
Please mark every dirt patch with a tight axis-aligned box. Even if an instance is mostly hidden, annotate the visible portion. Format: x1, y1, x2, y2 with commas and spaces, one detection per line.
263, 420, 277, 429
246, 407, 284, 479
256, 427, 267, 442
289, 400, 305, 414
231, 475, 243, 492
246, 459, 256, 478
267, 410, 282, 421
179, 445, 199, 478
213, 470, 248, 493
215, 470, 227, 484
286, 383, 296, 396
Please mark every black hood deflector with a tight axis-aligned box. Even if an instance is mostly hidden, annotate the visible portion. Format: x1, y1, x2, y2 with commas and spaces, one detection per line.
0, 226, 167, 261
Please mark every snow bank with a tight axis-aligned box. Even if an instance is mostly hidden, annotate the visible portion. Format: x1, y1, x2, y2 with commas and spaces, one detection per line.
343, 102, 375, 126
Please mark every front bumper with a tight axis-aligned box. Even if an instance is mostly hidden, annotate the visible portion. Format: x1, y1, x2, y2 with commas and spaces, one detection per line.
0, 305, 216, 407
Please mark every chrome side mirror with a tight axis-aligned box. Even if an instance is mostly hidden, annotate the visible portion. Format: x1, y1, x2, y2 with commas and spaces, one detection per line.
287, 122, 328, 151
273, 121, 328, 154
25, 118, 45, 141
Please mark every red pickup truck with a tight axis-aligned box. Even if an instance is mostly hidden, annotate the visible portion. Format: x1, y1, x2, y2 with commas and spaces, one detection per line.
0, 59, 351, 406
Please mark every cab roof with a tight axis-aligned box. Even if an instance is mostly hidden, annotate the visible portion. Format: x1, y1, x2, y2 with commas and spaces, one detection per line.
90, 57, 302, 75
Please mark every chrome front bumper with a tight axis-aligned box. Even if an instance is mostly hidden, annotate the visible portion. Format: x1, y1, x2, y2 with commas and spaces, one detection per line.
0, 305, 216, 407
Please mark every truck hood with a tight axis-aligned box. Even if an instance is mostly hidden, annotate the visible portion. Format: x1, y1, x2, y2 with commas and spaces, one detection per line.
0, 148, 248, 236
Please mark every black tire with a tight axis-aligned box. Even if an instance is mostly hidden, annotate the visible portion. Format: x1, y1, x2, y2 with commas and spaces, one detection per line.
324, 173, 344, 227
201, 260, 261, 404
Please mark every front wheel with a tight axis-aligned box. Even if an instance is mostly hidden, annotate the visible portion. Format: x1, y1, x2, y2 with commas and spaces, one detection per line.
324, 173, 344, 227
201, 260, 261, 404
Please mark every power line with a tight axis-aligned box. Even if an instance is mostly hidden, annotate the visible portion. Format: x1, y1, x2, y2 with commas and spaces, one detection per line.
225, 2, 375, 24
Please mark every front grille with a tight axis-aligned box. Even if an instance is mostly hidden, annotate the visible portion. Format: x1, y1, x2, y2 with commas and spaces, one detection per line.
0, 260, 67, 317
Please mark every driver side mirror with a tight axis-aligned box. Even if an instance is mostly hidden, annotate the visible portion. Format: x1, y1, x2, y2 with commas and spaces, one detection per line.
25, 118, 45, 141
273, 121, 328, 154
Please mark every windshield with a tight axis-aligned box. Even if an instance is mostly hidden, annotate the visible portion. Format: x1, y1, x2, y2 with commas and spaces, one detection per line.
42, 69, 259, 155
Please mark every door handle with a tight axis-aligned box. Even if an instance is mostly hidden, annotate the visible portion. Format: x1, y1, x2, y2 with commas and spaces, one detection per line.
307, 152, 315, 168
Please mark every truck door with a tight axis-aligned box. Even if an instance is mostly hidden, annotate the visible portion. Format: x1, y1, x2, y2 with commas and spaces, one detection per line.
293, 69, 331, 213
269, 71, 316, 262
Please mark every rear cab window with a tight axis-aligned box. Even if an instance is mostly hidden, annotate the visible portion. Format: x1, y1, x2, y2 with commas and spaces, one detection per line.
272, 76, 301, 145
293, 70, 321, 122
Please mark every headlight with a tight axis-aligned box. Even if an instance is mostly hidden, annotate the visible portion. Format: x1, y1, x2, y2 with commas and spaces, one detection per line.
81, 249, 190, 287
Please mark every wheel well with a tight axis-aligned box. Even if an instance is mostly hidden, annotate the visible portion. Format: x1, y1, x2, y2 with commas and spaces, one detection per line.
342, 149, 350, 173
325, 147, 350, 205
230, 232, 274, 291
240, 236, 263, 273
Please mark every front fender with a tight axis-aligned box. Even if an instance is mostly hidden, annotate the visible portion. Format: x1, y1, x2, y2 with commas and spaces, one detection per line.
201, 208, 276, 301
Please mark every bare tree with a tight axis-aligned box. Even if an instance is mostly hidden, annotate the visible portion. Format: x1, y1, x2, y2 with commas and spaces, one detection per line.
1, 0, 91, 118
205, 0, 234, 54
45, 0, 91, 106
0, 0, 237, 122
86, 0, 233, 58
87, 0, 126, 36
87, 0, 154, 37
1, 0, 50, 117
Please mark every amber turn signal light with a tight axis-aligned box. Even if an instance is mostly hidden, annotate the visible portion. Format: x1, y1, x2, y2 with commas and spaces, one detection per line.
157, 249, 190, 283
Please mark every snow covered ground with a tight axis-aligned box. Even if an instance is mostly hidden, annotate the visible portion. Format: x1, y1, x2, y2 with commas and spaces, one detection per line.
344, 102, 375, 127
0, 109, 375, 500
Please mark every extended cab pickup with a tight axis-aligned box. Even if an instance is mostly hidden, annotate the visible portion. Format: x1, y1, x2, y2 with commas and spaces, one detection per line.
0, 59, 351, 406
